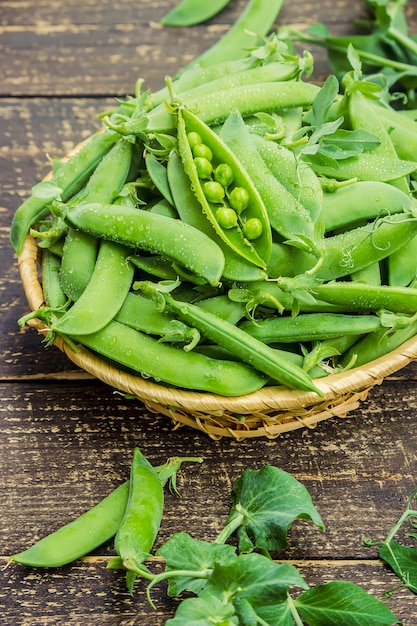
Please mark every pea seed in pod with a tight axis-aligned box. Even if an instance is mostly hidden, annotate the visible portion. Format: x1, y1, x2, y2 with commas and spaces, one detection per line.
203, 180, 225, 203
192, 143, 213, 161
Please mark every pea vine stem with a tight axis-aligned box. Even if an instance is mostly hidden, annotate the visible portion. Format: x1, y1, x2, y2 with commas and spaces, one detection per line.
287, 594, 305, 626
213, 504, 247, 545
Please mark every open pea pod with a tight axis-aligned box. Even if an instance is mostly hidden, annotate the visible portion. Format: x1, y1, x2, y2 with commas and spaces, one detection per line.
175, 106, 272, 269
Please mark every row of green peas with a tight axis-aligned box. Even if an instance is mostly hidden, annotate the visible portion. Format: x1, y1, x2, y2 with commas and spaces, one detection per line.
188, 129, 263, 242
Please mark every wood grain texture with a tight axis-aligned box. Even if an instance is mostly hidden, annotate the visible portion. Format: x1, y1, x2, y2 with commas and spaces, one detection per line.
0, 0, 372, 96
2, 0, 417, 623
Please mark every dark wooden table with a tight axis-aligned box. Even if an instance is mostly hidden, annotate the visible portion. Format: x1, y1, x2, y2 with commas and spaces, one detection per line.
2, 1, 417, 623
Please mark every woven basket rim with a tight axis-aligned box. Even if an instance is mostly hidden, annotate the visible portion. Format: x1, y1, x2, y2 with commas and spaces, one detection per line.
18, 233, 417, 419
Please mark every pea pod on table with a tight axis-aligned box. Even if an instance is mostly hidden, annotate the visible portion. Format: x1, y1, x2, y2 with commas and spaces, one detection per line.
10, 452, 202, 571
174, 105, 272, 269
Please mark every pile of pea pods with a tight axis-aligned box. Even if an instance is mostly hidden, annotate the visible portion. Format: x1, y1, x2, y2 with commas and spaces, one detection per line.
11, 38, 417, 398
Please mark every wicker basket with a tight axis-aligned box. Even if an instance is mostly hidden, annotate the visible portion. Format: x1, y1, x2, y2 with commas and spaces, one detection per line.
17, 231, 417, 440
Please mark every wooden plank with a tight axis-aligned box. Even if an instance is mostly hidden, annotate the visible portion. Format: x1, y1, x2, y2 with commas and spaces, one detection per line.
0, 557, 413, 624
2, 380, 417, 555
0, 0, 372, 96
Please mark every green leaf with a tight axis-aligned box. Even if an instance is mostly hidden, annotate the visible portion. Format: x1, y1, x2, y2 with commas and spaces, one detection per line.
164, 592, 238, 626
225, 465, 325, 553
295, 581, 400, 625
255, 602, 294, 626
156, 532, 236, 596
379, 540, 417, 594
205, 552, 308, 607
31, 180, 63, 200
321, 128, 381, 155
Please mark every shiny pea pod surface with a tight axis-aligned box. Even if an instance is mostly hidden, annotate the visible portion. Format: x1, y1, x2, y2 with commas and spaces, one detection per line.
60, 202, 225, 287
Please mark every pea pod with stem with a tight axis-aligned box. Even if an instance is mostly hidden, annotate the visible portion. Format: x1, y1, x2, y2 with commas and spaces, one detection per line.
72, 318, 269, 395
147, 60, 311, 125
115, 292, 201, 350
277, 275, 417, 315
239, 312, 390, 344
317, 212, 417, 281
10, 452, 202, 569
55, 202, 225, 287
111, 453, 203, 596
250, 134, 323, 222
107, 80, 321, 137
273, 212, 417, 281
10, 130, 120, 255
136, 280, 324, 396
339, 313, 417, 369
179, 0, 285, 72
174, 104, 272, 269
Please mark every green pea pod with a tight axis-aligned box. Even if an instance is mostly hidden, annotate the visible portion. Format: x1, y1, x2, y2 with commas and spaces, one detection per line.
52, 240, 134, 336
60, 138, 133, 301
317, 213, 417, 281
145, 81, 320, 133
175, 107, 272, 269
114, 448, 164, 581
10, 454, 202, 570
291, 281, 417, 315
340, 316, 417, 369
371, 102, 417, 162
41, 249, 68, 309
145, 153, 174, 206
320, 180, 417, 232
10, 130, 120, 255
251, 134, 323, 222
239, 312, 386, 344
116, 291, 200, 348
10, 482, 130, 568
138, 282, 324, 396
167, 151, 267, 281
388, 234, 417, 287
60, 230, 99, 301
160, 0, 231, 26
183, 0, 284, 70
350, 261, 382, 286
74, 319, 268, 395
282, 213, 417, 281
348, 90, 411, 193
220, 109, 319, 255
59, 202, 225, 286
150, 61, 308, 121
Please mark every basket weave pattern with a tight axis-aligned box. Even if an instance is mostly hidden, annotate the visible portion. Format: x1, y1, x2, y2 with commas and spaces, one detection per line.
19, 234, 417, 439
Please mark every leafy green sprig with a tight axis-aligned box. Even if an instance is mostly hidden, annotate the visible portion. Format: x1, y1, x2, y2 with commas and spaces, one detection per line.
135, 465, 400, 625
365, 486, 417, 597
280, 0, 417, 107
